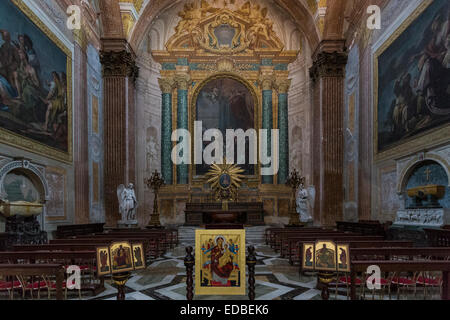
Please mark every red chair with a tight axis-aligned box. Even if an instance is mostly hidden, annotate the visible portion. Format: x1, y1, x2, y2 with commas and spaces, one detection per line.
0, 278, 22, 300
416, 272, 442, 299
17, 275, 47, 299
390, 272, 417, 300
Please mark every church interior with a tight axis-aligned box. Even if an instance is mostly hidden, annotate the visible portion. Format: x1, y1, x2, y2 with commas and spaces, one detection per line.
0, 0, 449, 302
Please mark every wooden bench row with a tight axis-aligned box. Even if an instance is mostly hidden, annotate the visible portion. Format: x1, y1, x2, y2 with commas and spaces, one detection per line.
0, 251, 105, 297
0, 264, 65, 300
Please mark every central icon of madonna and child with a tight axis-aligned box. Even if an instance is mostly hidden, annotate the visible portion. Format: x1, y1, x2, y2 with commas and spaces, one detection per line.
200, 235, 240, 287
196, 77, 255, 176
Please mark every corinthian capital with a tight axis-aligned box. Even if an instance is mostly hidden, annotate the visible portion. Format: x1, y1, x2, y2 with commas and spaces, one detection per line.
309, 51, 348, 82
275, 78, 292, 94
158, 77, 175, 94
174, 73, 192, 91
100, 50, 139, 83
259, 75, 275, 91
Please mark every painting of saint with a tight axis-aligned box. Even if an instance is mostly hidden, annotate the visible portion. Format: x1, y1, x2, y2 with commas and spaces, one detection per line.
376, 0, 450, 153
315, 241, 336, 271
219, 174, 231, 189
0, 0, 71, 161
337, 244, 350, 272
132, 243, 146, 270
110, 242, 134, 274
96, 247, 111, 276
195, 230, 246, 295
302, 243, 314, 270
195, 77, 255, 175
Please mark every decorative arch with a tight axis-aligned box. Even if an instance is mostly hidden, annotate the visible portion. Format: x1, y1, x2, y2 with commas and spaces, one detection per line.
397, 155, 450, 193
0, 159, 50, 203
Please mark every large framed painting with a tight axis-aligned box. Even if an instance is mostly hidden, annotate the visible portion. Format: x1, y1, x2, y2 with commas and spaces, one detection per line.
375, 0, 450, 158
195, 229, 246, 296
193, 76, 257, 176
0, 0, 72, 163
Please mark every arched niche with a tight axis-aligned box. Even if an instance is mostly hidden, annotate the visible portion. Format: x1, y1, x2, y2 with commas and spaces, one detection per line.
399, 159, 450, 209
0, 159, 49, 204
398, 156, 450, 193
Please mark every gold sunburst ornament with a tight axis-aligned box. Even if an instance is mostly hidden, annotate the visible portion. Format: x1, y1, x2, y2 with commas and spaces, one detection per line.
205, 162, 245, 210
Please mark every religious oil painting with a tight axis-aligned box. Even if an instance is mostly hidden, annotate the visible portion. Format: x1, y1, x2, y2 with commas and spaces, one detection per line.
195, 77, 256, 176
96, 246, 111, 276
376, 0, 450, 153
110, 241, 134, 274
336, 244, 350, 272
195, 229, 246, 295
314, 241, 337, 272
302, 243, 315, 271
132, 243, 146, 270
0, 0, 72, 162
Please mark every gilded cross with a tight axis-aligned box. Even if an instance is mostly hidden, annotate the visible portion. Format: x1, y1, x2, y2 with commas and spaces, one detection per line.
424, 168, 432, 182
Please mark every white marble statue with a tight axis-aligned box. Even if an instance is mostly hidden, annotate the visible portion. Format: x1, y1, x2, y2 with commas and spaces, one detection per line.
296, 184, 315, 222
117, 183, 138, 222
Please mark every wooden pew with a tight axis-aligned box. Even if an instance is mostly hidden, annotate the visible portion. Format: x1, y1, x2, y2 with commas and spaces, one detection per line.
0, 251, 104, 296
271, 229, 342, 250
290, 240, 414, 265
424, 228, 450, 247
336, 221, 388, 237
349, 260, 450, 300
265, 227, 311, 244
55, 223, 105, 239
0, 264, 65, 300
13, 244, 98, 252
105, 228, 179, 249
98, 231, 172, 250
266, 227, 334, 246
49, 237, 160, 259
279, 232, 362, 255
346, 247, 450, 300
69, 233, 167, 256
287, 235, 383, 264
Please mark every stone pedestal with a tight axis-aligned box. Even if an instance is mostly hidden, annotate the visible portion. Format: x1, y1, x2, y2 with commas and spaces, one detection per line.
117, 220, 138, 229
394, 208, 450, 227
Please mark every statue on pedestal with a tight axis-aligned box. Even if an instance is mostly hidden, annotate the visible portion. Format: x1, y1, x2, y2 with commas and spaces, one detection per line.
296, 184, 315, 223
117, 184, 138, 225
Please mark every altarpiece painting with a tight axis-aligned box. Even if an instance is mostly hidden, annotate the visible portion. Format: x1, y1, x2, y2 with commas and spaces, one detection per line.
195, 77, 255, 176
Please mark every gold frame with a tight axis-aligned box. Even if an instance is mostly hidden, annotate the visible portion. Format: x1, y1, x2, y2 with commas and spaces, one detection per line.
302, 242, 315, 271
131, 243, 146, 270
195, 229, 246, 296
189, 73, 261, 184
96, 246, 111, 276
0, 0, 73, 163
373, 0, 449, 162
314, 240, 337, 272
109, 241, 134, 274
336, 244, 350, 273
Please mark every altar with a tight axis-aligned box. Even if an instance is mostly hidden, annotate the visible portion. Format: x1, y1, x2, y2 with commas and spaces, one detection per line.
184, 202, 265, 226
